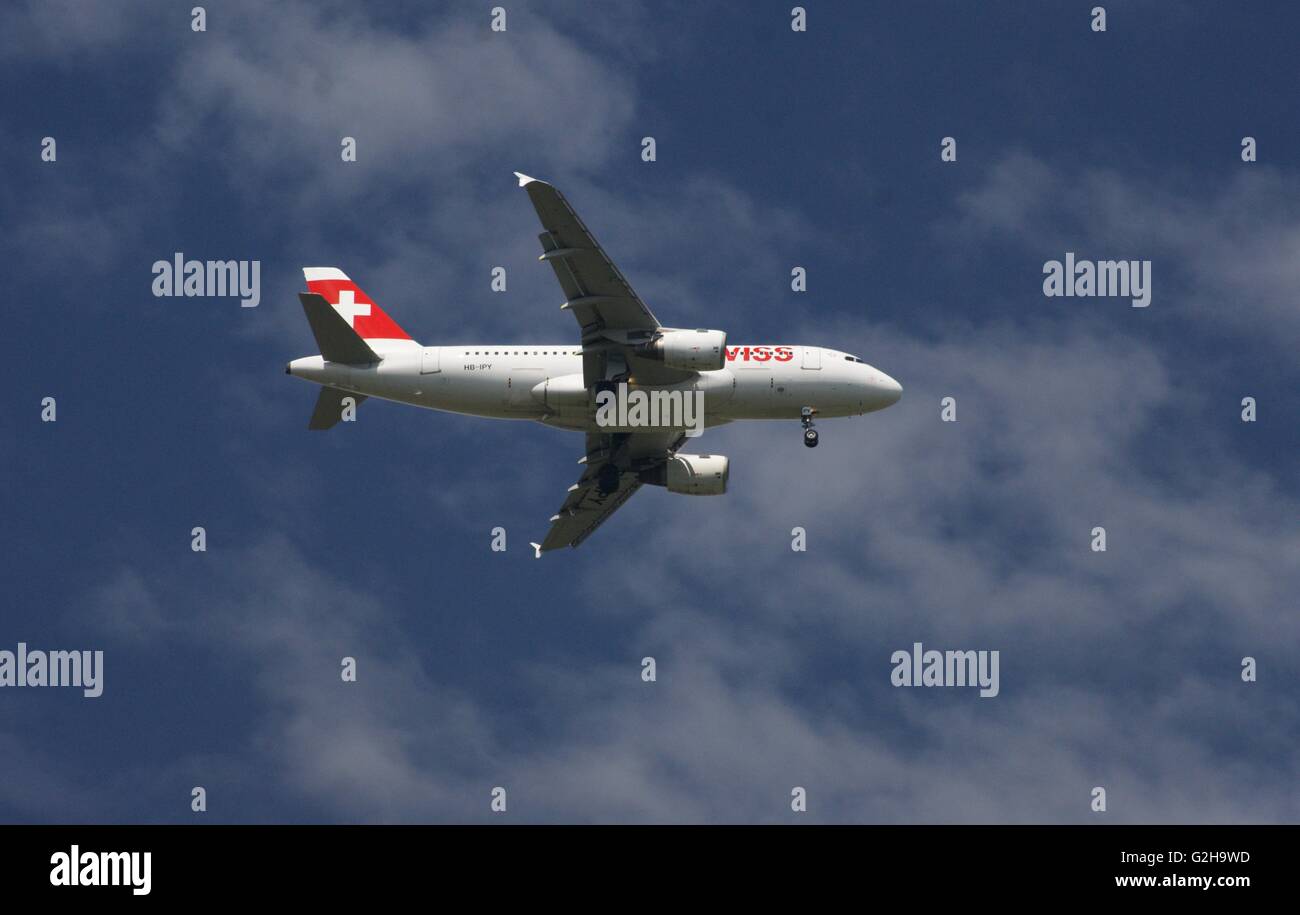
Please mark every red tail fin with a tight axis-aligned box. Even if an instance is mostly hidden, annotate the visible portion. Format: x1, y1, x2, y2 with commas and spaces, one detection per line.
302, 268, 413, 342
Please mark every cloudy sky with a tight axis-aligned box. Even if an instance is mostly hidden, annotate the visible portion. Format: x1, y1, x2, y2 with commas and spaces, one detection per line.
3, 0, 1297, 823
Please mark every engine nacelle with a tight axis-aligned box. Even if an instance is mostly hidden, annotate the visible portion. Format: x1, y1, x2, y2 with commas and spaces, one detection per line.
665, 453, 729, 496
645, 329, 727, 371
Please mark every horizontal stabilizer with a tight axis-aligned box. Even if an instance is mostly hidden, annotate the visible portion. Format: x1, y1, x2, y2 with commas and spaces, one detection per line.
309, 387, 367, 430
299, 293, 380, 365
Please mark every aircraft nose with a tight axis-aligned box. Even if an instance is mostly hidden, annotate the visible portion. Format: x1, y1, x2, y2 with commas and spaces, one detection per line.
859, 365, 901, 409
878, 371, 902, 405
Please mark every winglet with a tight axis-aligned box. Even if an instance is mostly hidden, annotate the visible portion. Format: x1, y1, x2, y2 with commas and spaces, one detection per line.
529, 541, 543, 559
514, 171, 538, 187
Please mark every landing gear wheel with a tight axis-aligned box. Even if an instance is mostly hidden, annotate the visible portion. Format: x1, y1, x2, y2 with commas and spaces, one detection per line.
800, 406, 819, 448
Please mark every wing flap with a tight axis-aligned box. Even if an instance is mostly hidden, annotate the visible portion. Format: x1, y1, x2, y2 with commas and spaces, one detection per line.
515, 173, 661, 334
534, 430, 688, 553
540, 475, 643, 552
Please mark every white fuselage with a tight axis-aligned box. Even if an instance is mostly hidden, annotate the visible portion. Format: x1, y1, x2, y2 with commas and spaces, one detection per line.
288, 343, 902, 432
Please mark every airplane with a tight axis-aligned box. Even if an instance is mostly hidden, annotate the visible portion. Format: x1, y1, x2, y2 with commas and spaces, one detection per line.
286, 172, 902, 555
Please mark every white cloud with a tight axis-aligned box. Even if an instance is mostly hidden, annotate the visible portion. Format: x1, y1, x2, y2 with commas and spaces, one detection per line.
80, 317, 1300, 823
9, 2, 1297, 826
953, 151, 1300, 346
154, 4, 635, 199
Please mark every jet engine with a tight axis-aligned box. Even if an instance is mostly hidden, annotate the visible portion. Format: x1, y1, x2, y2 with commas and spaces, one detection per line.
646, 453, 729, 495
643, 329, 727, 371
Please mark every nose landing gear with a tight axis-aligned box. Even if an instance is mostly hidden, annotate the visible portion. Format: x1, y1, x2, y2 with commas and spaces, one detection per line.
801, 406, 819, 448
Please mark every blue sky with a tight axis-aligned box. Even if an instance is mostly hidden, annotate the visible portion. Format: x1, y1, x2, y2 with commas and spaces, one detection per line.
3, 0, 1297, 823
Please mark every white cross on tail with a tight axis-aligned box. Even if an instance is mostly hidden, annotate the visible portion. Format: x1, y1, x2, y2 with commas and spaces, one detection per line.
334, 289, 371, 328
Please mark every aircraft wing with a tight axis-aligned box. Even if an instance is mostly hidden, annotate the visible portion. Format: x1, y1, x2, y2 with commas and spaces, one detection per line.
515, 172, 691, 387
533, 430, 687, 554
